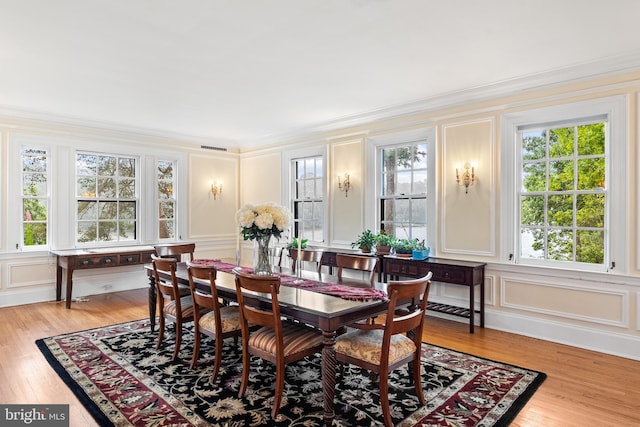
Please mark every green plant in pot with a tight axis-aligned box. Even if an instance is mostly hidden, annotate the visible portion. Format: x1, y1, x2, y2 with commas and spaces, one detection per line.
351, 229, 376, 253
374, 230, 395, 255
412, 240, 430, 260
286, 237, 308, 250
393, 238, 420, 257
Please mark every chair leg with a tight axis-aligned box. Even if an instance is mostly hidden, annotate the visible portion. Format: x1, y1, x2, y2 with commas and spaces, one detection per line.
156, 316, 165, 349
272, 360, 286, 419
190, 325, 201, 369
212, 335, 223, 383
412, 358, 426, 406
238, 344, 250, 398
379, 373, 393, 427
172, 321, 182, 360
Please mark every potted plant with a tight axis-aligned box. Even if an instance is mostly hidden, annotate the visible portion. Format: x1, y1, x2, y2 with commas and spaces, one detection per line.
412, 240, 430, 260
286, 237, 308, 250
351, 229, 376, 253
393, 238, 419, 257
374, 230, 395, 255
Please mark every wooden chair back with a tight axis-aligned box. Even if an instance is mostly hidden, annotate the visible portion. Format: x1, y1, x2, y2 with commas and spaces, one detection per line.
336, 253, 378, 287
234, 271, 282, 333
290, 249, 324, 274
384, 272, 433, 339
186, 263, 219, 313
151, 255, 181, 302
155, 243, 196, 262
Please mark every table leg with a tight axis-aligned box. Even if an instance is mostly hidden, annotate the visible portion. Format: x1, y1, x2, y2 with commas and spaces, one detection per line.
65, 268, 73, 309
56, 265, 62, 302
469, 283, 475, 334
321, 330, 337, 427
148, 274, 157, 332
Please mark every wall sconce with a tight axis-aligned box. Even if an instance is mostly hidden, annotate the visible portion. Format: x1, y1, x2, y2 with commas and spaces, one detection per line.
210, 180, 222, 199
337, 173, 351, 197
456, 163, 477, 194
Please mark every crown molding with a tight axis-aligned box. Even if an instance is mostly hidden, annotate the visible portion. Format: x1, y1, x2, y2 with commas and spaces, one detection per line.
242, 49, 640, 149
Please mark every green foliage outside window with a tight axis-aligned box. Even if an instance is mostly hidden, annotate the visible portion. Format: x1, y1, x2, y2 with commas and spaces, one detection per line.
520, 122, 605, 264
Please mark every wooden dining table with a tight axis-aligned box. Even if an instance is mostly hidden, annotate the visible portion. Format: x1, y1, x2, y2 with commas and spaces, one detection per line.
145, 261, 389, 427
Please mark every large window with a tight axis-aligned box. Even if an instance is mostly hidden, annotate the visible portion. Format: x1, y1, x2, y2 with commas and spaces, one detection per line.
21, 147, 49, 248
292, 156, 324, 243
502, 96, 626, 272
518, 120, 606, 265
157, 159, 176, 240
378, 142, 428, 241
76, 152, 138, 244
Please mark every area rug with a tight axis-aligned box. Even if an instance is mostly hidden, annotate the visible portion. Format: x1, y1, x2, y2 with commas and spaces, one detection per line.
36, 319, 545, 426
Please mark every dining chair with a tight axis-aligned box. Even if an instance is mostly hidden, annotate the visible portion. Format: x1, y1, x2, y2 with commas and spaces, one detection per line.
290, 249, 323, 275
187, 263, 242, 382
152, 255, 205, 361
154, 242, 196, 262
335, 253, 378, 287
334, 272, 432, 427
154, 243, 195, 297
234, 270, 324, 419
269, 245, 285, 272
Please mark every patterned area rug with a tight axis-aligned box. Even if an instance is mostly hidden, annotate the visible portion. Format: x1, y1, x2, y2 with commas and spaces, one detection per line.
36, 319, 545, 426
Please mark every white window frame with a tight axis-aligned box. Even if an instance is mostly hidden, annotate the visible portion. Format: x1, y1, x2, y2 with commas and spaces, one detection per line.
501, 96, 627, 273
366, 127, 437, 250
283, 146, 328, 246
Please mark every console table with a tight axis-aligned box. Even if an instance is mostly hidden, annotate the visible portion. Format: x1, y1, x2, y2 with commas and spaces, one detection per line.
383, 256, 486, 333
51, 246, 156, 309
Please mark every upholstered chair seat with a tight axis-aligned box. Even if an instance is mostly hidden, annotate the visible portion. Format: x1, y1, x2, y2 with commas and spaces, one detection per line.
335, 329, 416, 365
249, 322, 324, 356
198, 305, 242, 334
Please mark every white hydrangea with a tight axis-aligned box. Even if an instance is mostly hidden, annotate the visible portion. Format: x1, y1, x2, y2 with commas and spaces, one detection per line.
236, 202, 292, 239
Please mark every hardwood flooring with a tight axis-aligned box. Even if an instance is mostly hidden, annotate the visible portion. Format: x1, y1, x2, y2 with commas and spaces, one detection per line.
1, 288, 639, 426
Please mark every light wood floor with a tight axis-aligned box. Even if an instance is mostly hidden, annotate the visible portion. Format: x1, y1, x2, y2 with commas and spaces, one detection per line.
1, 288, 639, 427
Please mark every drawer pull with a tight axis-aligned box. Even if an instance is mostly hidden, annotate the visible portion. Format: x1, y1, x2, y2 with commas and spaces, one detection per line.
82, 260, 89, 265
105, 259, 112, 263
127, 257, 133, 262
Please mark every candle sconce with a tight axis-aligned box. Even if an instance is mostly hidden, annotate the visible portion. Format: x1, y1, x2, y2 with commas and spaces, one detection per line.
455, 163, 477, 194
337, 173, 351, 197
210, 180, 222, 199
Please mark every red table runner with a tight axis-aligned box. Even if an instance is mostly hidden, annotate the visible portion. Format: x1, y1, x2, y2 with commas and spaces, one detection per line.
189, 259, 387, 301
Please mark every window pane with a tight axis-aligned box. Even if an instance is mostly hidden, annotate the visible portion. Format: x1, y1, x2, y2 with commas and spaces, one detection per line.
395, 199, 410, 222
159, 200, 174, 219
577, 123, 605, 156
521, 195, 544, 226
98, 201, 117, 220
576, 194, 604, 227
77, 222, 96, 242
22, 149, 47, 172
548, 229, 573, 261
382, 148, 395, 172
410, 199, 426, 224
522, 130, 546, 161
159, 219, 174, 239
413, 144, 427, 168
98, 221, 117, 240
548, 160, 573, 191
576, 230, 604, 263
77, 177, 96, 197
23, 223, 47, 246
549, 127, 574, 158
98, 156, 117, 176
522, 162, 546, 192
119, 221, 136, 240
119, 158, 136, 177
76, 154, 96, 176
23, 174, 47, 196
23, 199, 47, 221
119, 178, 136, 198
521, 228, 544, 258
396, 171, 411, 195
548, 194, 573, 226
577, 158, 604, 190
78, 201, 97, 220
98, 177, 116, 198
119, 202, 136, 219
413, 171, 427, 193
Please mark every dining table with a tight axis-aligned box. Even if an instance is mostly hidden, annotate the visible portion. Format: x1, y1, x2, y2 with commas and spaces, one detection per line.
145, 260, 390, 427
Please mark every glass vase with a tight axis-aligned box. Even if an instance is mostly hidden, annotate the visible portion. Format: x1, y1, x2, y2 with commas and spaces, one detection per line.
253, 234, 273, 276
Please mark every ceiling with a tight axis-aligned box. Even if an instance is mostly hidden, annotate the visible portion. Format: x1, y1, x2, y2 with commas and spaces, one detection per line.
2, 0, 640, 149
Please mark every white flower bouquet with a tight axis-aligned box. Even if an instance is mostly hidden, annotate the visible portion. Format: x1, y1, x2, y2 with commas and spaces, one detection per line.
236, 202, 291, 241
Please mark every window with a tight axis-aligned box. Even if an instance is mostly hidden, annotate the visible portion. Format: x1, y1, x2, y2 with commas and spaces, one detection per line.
502, 96, 626, 272
518, 120, 606, 265
292, 156, 324, 243
157, 159, 176, 240
76, 152, 138, 244
21, 147, 49, 248
378, 142, 428, 241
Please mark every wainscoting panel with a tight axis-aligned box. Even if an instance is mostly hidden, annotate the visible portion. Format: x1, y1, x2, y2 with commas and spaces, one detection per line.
500, 275, 628, 327
7, 260, 53, 289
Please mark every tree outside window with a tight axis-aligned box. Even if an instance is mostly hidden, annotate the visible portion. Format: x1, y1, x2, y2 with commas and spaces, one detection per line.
519, 122, 606, 265
76, 152, 138, 243
158, 160, 176, 239
292, 156, 324, 243
22, 147, 49, 247
379, 143, 428, 241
